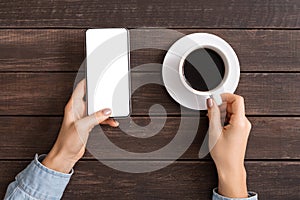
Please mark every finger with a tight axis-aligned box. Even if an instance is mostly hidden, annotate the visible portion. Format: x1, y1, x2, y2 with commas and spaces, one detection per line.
224, 112, 231, 126
219, 102, 227, 126
207, 98, 223, 135
71, 79, 86, 101
101, 118, 119, 127
76, 108, 112, 132
64, 79, 86, 112
66, 79, 87, 122
206, 98, 223, 151
221, 93, 245, 116
219, 101, 227, 113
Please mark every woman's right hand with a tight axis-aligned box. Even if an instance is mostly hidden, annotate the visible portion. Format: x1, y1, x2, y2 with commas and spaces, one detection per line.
207, 93, 252, 198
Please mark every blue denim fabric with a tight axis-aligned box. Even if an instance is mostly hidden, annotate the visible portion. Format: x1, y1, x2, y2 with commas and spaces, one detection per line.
213, 188, 258, 200
4, 154, 73, 200
4, 155, 257, 200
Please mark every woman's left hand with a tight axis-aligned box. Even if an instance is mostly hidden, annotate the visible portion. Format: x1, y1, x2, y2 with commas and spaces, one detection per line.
42, 79, 119, 173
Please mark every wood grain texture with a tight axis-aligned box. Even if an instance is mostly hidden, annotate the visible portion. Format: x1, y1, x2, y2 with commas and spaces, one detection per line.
0, 0, 299, 28
0, 29, 299, 71
0, 161, 299, 199
0, 117, 299, 160
0, 72, 299, 115
0, 73, 74, 115
0, 30, 85, 71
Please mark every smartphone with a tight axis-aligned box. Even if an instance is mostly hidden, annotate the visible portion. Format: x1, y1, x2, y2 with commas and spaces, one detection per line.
86, 28, 131, 117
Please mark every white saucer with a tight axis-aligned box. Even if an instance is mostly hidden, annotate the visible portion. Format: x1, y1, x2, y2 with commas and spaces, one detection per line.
162, 33, 240, 110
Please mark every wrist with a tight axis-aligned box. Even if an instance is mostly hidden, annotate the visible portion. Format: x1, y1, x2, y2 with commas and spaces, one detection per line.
42, 150, 76, 174
216, 164, 248, 198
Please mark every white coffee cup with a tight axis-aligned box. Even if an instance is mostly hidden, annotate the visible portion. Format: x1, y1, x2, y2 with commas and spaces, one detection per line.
162, 33, 240, 110
178, 45, 229, 105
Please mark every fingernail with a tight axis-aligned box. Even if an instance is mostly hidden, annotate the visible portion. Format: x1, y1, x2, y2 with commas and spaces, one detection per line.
102, 108, 112, 116
207, 98, 213, 108
115, 121, 120, 127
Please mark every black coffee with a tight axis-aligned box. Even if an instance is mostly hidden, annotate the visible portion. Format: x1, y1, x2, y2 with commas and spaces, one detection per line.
183, 48, 225, 91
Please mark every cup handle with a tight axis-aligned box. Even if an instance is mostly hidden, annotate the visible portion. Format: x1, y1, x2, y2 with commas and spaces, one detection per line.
210, 93, 223, 106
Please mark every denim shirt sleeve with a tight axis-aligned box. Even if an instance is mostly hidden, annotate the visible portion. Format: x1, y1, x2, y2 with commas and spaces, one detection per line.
212, 188, 258, 200
4, 154, 73, 200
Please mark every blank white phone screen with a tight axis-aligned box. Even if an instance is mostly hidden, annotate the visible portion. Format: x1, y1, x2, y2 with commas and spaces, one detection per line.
86, 28, 130, 117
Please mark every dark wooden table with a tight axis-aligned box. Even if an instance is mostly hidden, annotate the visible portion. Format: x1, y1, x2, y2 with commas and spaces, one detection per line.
0, 0, 299, 199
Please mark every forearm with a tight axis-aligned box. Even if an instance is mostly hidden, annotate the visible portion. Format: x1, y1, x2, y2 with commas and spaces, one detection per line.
42, 148, 76, 174
217, 165, 248, 198
212, 164, 258, 200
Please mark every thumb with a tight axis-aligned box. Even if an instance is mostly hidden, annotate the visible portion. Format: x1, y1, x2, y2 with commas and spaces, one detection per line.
76, 108, 112, 133
207, 98, 222, 128
207, 98, 223, 148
